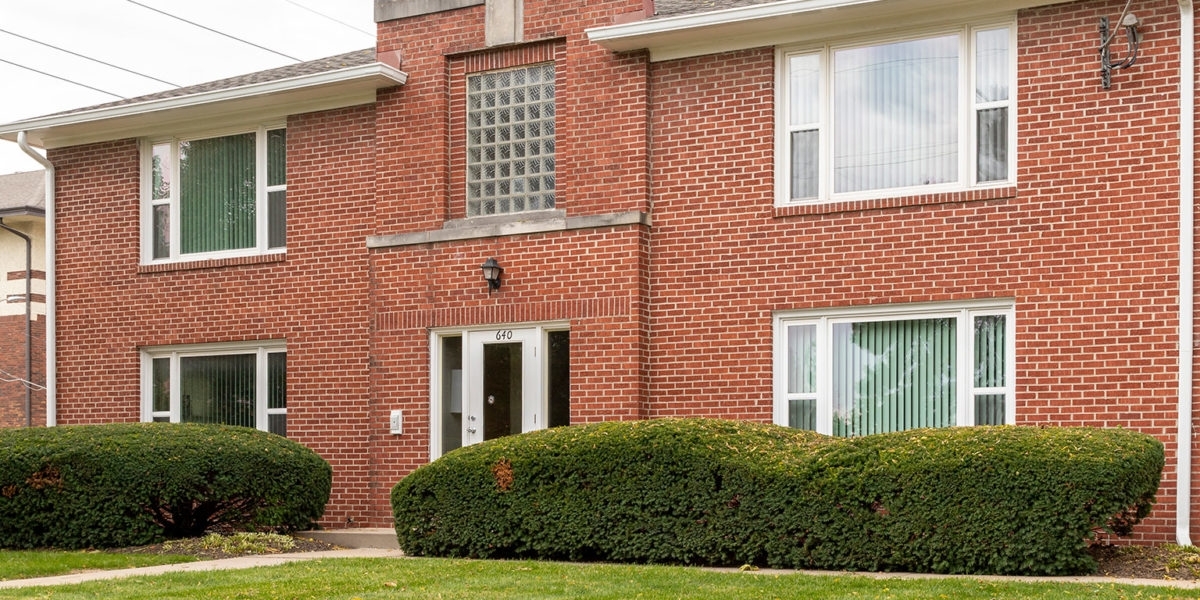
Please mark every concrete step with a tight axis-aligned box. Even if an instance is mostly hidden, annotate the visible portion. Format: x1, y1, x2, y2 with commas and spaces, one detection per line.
299, 528, 399, 550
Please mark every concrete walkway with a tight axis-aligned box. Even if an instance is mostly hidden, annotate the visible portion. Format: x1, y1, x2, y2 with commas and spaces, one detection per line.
2, 544, 1199, 591
0, 548, 403, 589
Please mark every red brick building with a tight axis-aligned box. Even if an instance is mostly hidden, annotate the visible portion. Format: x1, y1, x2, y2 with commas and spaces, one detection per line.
1, 0, 1197, 543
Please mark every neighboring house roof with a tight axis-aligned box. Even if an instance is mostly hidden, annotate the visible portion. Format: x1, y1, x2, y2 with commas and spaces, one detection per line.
0, 171, 45, 219
0, 49, 407, 150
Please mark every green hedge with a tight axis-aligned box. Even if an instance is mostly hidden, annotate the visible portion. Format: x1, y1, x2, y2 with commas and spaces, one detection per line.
0, 423, 331, 549
391, 419, 1163, 575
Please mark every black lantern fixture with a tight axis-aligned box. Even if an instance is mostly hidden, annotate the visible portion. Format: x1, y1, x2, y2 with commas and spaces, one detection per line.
481, 258, 503, 292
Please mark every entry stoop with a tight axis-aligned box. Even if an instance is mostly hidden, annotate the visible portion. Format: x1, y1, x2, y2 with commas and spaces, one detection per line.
300, 528, 400, 550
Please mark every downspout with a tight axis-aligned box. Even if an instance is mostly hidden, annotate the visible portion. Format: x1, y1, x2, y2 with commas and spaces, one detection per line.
0, 219, 31, 427
1178, 0, 1195, 548
17, 132, 54, 427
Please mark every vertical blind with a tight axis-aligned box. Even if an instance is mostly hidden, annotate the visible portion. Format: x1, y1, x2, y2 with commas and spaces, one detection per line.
786, 324, 817, 430
831, 318, 956, 437
180, 133, 257, 254
833, 34, 959, 193
973, 315, 1006, 425
974, 28, 1009, 183
267, 129, 287, 249
180, 354, 257, 428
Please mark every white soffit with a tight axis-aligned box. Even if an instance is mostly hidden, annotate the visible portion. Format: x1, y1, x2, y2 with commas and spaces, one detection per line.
0, 63, 408, 149
587, 0, 1071, 61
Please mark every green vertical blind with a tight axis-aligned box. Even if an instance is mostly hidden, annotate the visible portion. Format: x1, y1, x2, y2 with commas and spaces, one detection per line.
149, 127, 285, 260
832, 318, 956, 437
180, 133, 256, 254
783, 308, 1010, 436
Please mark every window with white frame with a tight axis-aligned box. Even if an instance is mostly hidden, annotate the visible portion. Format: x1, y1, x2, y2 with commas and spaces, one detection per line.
466, 62, 556, 217
778, 24, 1013, 203
145, 126, 286, 262
775, 302, 1014, 436
143, 341, 286, 435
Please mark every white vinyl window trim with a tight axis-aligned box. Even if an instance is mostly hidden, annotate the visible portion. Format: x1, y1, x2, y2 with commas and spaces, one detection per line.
772, 301, 1016, 436
140, 340, 286, 434
140, 123, 286, 264
775, 21, 1017, 206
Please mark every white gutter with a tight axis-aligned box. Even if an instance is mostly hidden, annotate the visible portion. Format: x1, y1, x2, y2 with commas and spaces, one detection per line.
1178, 0, 1195, 548
17, 132, 54, 427
0, 63, 408, 149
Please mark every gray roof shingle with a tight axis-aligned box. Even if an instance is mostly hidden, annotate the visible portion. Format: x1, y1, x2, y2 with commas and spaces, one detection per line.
41, 48, 377, 120
0, 171, 45, 216
654, 0, 781, 17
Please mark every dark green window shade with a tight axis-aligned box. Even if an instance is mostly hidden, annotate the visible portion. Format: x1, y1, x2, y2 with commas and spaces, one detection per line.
180, 133, 256, 254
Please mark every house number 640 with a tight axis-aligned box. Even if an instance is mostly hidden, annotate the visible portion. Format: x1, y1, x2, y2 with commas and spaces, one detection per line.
495, 330, 514, 340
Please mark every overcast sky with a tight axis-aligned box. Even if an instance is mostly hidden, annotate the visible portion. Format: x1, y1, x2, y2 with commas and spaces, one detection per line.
0, 0, 378, 175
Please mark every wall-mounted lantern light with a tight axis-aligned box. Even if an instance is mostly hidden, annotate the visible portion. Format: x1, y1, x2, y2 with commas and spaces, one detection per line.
1100, 11, 1142, 89
481, 258, 503, 293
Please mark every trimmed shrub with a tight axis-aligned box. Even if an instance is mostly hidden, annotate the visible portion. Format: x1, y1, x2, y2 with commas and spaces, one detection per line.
391, 419, 1163, 575
0, 423, 331, 549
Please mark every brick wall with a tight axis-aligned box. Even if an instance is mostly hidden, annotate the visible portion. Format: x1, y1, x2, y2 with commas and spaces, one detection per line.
0, 314, 45, 428
41, 0, 1197, 541
46, 104, 380, 526
644, 0, 1183, 542
365, 0, 652, 524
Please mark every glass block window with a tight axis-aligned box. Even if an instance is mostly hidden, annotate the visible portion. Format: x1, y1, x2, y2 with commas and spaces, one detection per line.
466, 63, 556, 217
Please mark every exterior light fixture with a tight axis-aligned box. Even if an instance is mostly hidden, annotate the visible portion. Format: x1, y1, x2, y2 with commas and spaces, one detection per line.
1100, 12, 1141, 89
481, 258, 503, 292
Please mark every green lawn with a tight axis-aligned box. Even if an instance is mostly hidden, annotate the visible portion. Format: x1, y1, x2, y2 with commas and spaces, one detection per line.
0, 550, 194, 581
1, 557, 1199, 599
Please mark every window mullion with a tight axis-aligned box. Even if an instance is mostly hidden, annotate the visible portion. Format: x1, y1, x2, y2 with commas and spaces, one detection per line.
169, 352, 181, 424
957, 310, 972, 426
818, 48, 831, 202
815, 317, 832, 435
961, 28, 974, 189
169, 141, 181, 261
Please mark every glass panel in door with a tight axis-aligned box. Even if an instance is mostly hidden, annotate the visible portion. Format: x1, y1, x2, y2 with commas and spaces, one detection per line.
483, 342, 522, 440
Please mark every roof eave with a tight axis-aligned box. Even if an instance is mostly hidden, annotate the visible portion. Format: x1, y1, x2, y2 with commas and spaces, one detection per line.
587, 0, 1073, 61
0, 63, 408, 149
0, 207, 46, 219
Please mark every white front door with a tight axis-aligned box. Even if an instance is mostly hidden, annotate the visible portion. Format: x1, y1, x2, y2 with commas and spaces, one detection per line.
462, 327, 542, 447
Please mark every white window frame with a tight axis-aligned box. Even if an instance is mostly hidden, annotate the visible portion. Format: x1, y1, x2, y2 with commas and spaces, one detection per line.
775, 21, 1017, 205
140, 340, 286, 433
140, 123, 286, 264
773, 300, 1016, 435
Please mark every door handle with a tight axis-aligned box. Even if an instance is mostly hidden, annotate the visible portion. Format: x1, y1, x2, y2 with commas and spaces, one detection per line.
467, 427, 477, 434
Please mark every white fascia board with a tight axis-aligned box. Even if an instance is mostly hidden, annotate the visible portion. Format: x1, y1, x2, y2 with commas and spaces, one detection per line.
587, 0, 1072, 61
0, 63, 408, 149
